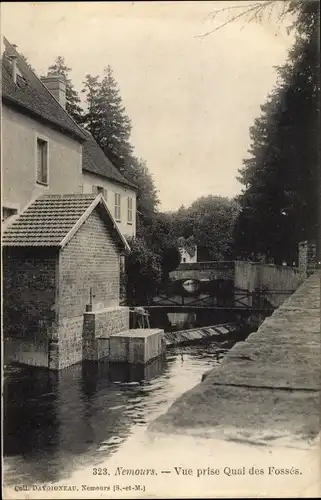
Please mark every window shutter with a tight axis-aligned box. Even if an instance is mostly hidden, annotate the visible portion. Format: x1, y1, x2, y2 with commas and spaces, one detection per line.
114, 193, 121, 221
36, 138, 48, 185
127, 197, 133, 223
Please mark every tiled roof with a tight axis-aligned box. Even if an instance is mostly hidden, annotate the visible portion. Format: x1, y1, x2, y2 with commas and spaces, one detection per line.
2, 194, 130, 251
1, 38, 86, 142
82, 131, 138, 190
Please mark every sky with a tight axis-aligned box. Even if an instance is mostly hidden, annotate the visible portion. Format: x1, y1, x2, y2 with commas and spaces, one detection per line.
1, 1, 295, 211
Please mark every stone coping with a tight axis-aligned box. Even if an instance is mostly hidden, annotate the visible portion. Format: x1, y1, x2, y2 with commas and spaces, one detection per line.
110, 328, 163, 338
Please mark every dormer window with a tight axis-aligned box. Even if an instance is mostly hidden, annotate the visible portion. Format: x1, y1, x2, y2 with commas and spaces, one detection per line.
6, 55, 18, 83
16, 73, 28, 88
5, 55, 27, 87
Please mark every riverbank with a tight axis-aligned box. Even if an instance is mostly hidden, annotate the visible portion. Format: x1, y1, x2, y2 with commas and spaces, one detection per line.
3, 274, 320, 498
150, 271, 320, 448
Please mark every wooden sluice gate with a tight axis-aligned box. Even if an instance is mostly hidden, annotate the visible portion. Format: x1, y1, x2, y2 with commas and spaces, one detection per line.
163, 323, 238, 347
129, 307, 252, 349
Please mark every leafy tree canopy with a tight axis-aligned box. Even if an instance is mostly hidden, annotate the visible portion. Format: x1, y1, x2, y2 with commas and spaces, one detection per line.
233, 0, 320, 264
169, 196, 241, 261
82, 67, 133, 172
125, 237, 162, 305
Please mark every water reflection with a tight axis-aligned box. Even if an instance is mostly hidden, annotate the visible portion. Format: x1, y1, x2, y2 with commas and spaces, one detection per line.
4, 342, 233, 486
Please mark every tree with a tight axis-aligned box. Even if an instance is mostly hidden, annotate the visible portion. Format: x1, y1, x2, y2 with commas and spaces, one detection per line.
125, 156, 160, 222
81, 68, 167, 301
82, 74, 103, 140
161, 246, 182, 282
125, 237, 162, 305
82, 66, 133, 172
233, 0, 320, 264
177, 235, 197, 254
40, 55, 173, 302
198, 0, 301, 38
82, 73, 159, 224
124, 209, 182, 302
170, 196, 241, 261
137, 212, 172, 251
47, 56, 84, 124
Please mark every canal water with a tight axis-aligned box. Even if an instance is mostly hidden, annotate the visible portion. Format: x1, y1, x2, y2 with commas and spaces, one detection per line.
3, 338, 240, 488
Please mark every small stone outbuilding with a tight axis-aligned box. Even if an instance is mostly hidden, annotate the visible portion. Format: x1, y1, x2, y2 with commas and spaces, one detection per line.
3, 193, 131, 370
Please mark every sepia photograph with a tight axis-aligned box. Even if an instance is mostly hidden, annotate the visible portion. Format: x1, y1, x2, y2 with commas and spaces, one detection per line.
1, 1, 320, 498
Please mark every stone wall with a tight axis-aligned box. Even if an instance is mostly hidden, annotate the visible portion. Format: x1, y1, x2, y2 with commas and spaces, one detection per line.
96, 338, 111, 360
4, 207, 126, 370
82, 306, 129, 362
4, 337, 49, 368
298, 240, 317, 278
170, 261, 235, 281
59, 208, 121, 319
235, 261, 303, 308
109, 329, 164, 364
169, 260, 303, 309
144, 330, 165, 363
150, 272, 321, 448
234, 262, 256, 292
108, 336, 129, 363
55, 209, 127, 369
234, 262, 256, 307
51, 305, 130, 368
51, 316, 84, 370
3, 247, 58, 338
119, 255, 127, 303
56, 302, 129, 368
83, 306, 129, 339
253, 263, 302, 290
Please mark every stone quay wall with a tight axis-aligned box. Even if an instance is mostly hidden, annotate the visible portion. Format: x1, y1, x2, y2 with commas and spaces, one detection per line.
150, 271, 321, 447
83, 306, 129, 361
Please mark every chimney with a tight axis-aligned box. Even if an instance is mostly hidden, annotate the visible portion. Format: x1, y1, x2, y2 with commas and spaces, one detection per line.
6, 51, 18, 84
41, 72, 67, 109
11, 55, 18, 84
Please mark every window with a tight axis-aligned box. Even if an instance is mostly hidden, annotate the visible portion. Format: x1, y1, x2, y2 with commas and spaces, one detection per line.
114, 193, 121, 221
92, 185, 107, 199
36, 138, 48, 185
127, 197, 133, 224
2, 207, 18, 222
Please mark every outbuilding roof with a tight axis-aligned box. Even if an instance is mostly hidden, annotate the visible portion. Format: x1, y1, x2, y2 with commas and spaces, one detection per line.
2, 193, 130, 252
1, 37, 87, 143
82, 131, 138, 190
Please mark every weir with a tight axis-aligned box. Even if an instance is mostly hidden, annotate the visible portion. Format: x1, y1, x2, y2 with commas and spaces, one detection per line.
142, 260, 306, 335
